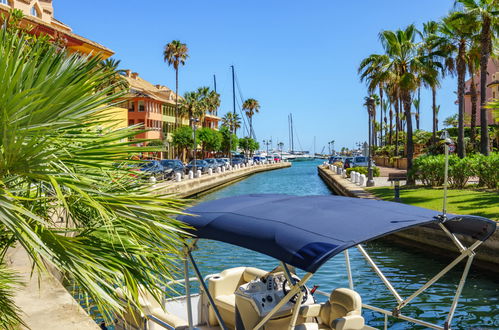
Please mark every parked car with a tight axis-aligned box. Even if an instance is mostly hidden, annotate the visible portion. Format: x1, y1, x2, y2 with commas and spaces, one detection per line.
204, 158, 222, 171
160, 159, 185, 179
328, 156, 343, 164
274, 155, 282, 162
343, 157, 353, 169
216, 158, 229, 169
253, 156, 265, 163
230, 157, 245, 166
351, 156, 369, 167
186, 160, 210, 174
139, 160, 164, 178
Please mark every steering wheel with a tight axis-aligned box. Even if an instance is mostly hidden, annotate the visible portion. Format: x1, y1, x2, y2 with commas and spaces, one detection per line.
282, 275, 309, 304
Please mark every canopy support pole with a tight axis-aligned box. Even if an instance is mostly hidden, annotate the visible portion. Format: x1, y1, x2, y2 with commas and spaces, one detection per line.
187, 252, 227, 330
344, 250, 354, 290
357, 245, 402, 303
281, 262, 296, 285
253, 272, 313, 330
438, 223, 466, 252
396, 240, 482, 312
444, 253, 475, 329
183, 252, 194, 330
288, 290, 305, 330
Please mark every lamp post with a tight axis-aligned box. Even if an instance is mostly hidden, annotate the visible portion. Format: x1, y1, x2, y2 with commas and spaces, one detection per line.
191, 117, 200, 174
330, 140, 335, 156
263, 139, 272, 157
440, 130, 454, 216
366, 97, 375, 187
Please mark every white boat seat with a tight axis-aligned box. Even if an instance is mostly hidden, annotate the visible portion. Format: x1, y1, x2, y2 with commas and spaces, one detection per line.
297, 288, 365, 330
149, 307, 189, 330
207, 266, 268, 327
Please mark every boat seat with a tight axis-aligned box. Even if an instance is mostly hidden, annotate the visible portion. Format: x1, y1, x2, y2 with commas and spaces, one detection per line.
207, 266, 268, 327
296, 288, 365, 330
149, 307, 189, 330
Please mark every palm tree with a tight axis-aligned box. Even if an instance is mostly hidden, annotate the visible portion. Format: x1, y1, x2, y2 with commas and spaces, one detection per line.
222, 112, 242, 135
456, 0, 498, 155
180, 91, 204, 126
466, 39, 481, 149
358, 54, 390, 146
163, 40, 189, 127
420, 20, 444, 145
0, 26, 187, 326
242, 98, 260, 139
440, 12, 479, 157
379, 25, 438, 184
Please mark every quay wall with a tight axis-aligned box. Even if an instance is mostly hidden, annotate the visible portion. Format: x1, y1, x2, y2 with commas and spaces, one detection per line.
317, 165, 499, 272
156, 161, 291, 198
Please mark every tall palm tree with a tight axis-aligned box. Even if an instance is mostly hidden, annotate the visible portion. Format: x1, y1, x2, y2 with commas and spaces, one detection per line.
222, 112, 242, 135
420, 20, 444, 144
379, 25, 438, 184
180, 91, 204, 126
163, 40, 189, 127
358, 54, 390, 146
242, 98, 260, 139
440, 12, 479, 157
456, 0, 498, 155
466, 38, 481, 149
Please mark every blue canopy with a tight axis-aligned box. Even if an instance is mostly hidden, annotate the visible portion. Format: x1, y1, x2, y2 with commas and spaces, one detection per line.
178, 194, 496, 273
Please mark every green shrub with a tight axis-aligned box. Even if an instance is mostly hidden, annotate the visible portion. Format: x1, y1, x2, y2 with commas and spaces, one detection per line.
448, 155, 474, 189
346, 166, 380, 178
472, 153, 499, 189
412, 155, 445, 186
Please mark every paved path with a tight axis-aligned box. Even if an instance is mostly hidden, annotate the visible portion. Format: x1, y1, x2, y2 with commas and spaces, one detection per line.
374, 166, 407, 187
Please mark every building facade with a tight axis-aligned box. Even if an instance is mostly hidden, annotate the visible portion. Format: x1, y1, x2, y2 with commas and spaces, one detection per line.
464, 58, 498, 126
0, 0, 113, 59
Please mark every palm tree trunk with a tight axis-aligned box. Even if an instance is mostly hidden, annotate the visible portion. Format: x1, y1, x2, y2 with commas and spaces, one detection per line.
403, 91, 415, 185
389, 102, 393, 146
379, 87, 384, 146
470, 73, 478, 149
395, 96, 400, 156
416, 87, 421, 130
479, 16, 491, 155
250, 116, 253, 139
175, 68, 179, 127
457, 40, 466, 158
432, 86, 437, 146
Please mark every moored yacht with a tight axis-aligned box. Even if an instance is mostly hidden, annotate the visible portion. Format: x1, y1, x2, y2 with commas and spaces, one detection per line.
116, 194, 496, 330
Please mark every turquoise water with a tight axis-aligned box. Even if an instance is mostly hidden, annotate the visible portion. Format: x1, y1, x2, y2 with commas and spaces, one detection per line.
190, 160, 498, 329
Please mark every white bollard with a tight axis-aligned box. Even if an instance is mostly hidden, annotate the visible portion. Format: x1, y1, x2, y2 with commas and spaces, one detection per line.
175, 172, 182, 182
149, 176, 156, 184
196, 170, 202, 178
351, 171, 357, 182
333, 165, 337, 173
342, 169, 347, 178
208, 168, 213, 176
359, 174, 366, 186
329, 165, 333, 171
355, 172, 361, 184
188, 170, 194, 179
216, 167, 221, 174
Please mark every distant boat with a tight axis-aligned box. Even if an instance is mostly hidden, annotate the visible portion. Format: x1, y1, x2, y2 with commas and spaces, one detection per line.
287, 114, 314, 161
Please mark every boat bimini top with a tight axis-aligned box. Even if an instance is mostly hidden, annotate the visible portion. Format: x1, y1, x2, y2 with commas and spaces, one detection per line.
178, 194, 496, 273
171, 194, 496, 330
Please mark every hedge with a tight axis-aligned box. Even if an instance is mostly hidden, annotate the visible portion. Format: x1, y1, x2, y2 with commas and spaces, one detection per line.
411, 153, 498, 189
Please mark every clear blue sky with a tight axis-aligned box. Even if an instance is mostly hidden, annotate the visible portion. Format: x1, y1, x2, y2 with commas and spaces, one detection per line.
56, 0, 458, 153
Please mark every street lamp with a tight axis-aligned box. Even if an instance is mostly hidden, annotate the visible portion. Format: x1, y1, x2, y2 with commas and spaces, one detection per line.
191, 117, 200, 174
366, 97, 375, 187
440, 130, 454, 216
263, 139, 272, 156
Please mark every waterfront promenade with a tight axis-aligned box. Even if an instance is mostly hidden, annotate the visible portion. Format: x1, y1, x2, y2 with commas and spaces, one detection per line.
317, 164, 499, 271
155, 161, 291, 198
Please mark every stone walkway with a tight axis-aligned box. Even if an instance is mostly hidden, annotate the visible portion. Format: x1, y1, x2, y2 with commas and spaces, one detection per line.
374, 166, 407, 187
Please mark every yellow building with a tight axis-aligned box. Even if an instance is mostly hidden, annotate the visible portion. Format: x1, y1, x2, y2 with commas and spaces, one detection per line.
0, 0, 113, 59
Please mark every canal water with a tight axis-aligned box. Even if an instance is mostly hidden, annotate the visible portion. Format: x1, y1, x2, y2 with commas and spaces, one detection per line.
190, 160, 498, 329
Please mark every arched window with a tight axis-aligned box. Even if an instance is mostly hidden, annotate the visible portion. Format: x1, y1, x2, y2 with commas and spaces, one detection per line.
30, 6, 40, 17
0, 0, 10, 6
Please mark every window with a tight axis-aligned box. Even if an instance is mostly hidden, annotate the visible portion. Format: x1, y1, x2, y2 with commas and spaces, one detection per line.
138, 100, 145, 112
128, 101, 135, 112
0, 0, 9, 6
128, 119, 134, 126
30, 6, 40, 17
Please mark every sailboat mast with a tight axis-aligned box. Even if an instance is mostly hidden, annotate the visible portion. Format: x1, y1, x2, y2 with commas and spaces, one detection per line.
290, 114, 294, 153
231, 65, 236, 115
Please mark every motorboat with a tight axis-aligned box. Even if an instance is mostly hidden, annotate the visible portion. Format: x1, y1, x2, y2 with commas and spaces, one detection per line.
116, 194, 496, 330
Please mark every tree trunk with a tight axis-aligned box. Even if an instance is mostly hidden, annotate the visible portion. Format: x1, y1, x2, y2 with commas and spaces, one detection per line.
457, 39, 466, 158
470, 73, 478, 149
395, 96, 400, 156
416, 88, 421, 130
250, 116, 253, 139
379, 87, 384, 146
432, 86, 437, 146
479, 16, 491, 155
389, 103, 393, 146
403, 91, 415, 185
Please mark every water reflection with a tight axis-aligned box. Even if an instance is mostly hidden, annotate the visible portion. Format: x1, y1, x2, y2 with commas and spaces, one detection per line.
192, 160, 499, 329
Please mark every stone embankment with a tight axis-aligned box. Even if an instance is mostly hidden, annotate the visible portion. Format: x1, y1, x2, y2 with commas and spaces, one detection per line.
317, 164, 499, 272
156, 161, 291, 198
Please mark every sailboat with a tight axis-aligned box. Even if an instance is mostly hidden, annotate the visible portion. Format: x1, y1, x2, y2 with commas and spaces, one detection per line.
283, 114, 314, 161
